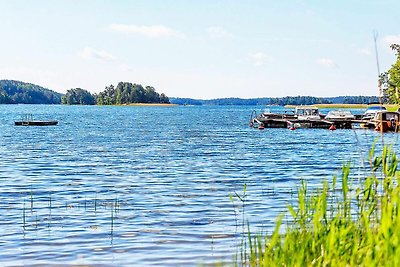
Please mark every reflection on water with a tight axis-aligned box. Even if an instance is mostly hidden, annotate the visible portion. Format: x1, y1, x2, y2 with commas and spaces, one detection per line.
0, 105, 397, 265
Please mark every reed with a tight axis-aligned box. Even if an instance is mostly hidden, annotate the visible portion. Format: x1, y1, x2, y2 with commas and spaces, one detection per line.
238, 145, 400, 266
94, 194, 97, 211
229, 193, 239, 229
110, 202, 114, 233
48, 192, 52, 210
30, 186, 33, 211
22, 200, 26, 229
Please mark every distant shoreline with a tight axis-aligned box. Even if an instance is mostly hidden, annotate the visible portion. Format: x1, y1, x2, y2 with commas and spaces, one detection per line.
119, 103, 178, 107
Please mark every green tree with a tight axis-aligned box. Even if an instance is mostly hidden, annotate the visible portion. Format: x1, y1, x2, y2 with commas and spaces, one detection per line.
115, 82, 124, 104
121, 83, 131, 103
136, 84, 146, 103
94, 92, 104, 105
0, 88, 10, 103
61, 88, 95, 105
145, 86, 160, 103
160, 93, 170, 104
104, 85, 116, 104
382, 44, 400, 104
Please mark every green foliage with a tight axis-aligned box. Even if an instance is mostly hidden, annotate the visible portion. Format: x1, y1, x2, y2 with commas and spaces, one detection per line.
382, 44, 400, 104
0, 80, 62, 104
239, 145, 400, 266
95, 82, 170, 105
61, 88, 95, 105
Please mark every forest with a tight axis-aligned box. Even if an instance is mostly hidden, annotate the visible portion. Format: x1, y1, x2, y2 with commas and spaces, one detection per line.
0, 80, 62, 104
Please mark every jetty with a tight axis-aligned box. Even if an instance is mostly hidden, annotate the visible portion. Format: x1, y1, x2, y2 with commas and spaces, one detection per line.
14, 114, 58, 126
250, 106, 399, 132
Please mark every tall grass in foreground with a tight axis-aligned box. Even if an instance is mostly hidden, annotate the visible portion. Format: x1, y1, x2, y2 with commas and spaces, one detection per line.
240, 145, 400, 266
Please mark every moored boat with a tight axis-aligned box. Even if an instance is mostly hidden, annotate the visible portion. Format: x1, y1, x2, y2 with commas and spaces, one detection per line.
324, 110, 355, 129
289, 106, 333, 129
363, 110, 400, 132
251, 106, 334, 129
325, 110, 355, 120
362, 105, 386, 120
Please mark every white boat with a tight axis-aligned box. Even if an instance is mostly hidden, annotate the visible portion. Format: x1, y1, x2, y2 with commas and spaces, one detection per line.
289, 106, 333, 129
325, 110, 355, 120
295, 106, 321, 120
362, 106, 386, 120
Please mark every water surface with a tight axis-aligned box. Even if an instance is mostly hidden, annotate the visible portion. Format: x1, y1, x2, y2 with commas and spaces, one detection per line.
0, 105, 397, 266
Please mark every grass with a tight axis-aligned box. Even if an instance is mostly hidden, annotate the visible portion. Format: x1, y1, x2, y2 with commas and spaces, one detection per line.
385, 104, 400, 112
237, 144, 400, 266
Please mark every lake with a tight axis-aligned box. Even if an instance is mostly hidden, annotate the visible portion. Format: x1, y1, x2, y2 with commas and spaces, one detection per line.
0, 105, 397, 266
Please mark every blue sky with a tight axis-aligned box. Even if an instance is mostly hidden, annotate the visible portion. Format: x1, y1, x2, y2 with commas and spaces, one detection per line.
0, 0, 399, 99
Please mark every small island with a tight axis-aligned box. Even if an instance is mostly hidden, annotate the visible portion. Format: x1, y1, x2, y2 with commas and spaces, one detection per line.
61, 82, 170, 105
0, 80, 171, 106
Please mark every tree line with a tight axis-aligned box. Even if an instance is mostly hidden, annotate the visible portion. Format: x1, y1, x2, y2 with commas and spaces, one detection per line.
1, 76, 391, 106
169, 95, 380, 106
61, 82, 170, 105
0, 80, 62, 104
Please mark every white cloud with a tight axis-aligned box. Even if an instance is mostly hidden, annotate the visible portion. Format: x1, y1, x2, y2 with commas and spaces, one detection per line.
315, 58, 336, 68
79, 47, 116, 62
249, 52, 268, 66
383, 35, 400, 46
358, 48, 371, 56
207, 26, 233, 38
108, 24, 185, 38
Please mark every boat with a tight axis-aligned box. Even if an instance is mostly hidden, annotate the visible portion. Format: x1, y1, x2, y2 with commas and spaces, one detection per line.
251, 106, 334, 129
322, 110, 355, 129
295, 106, 321, 120
253, 108, 296, 128
358, 105, 387, 128
362, 106, 386, 120
289, 106, 334, 129
363, 110, 400, 132
325, 110, 355, 120
14, 114, 58, 126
